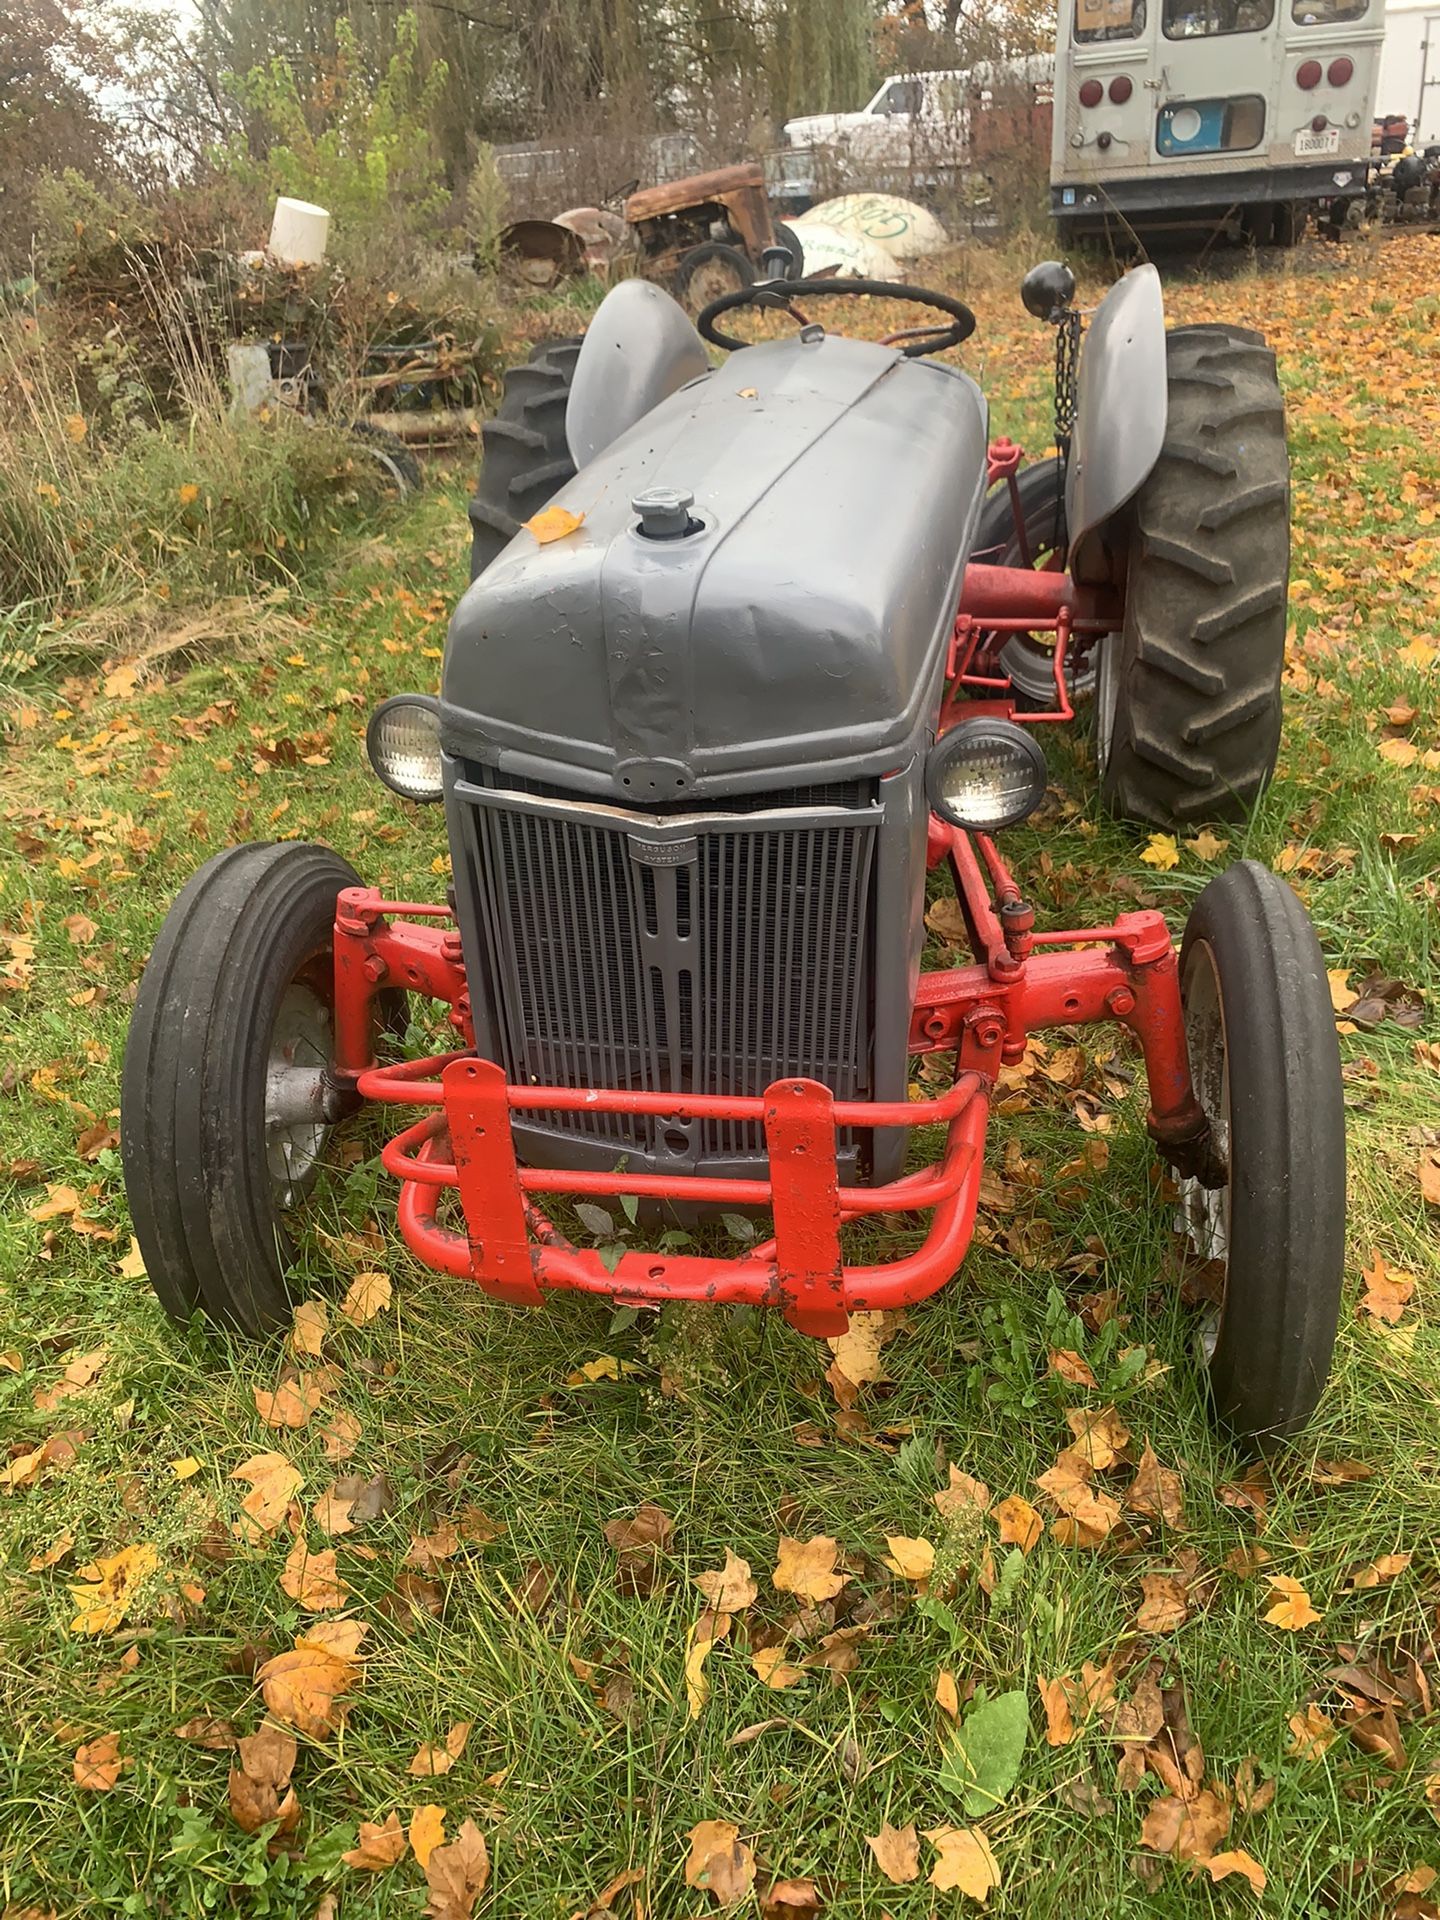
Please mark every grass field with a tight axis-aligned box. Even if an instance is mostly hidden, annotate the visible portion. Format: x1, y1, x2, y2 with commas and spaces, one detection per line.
1, 228, 1438, 1920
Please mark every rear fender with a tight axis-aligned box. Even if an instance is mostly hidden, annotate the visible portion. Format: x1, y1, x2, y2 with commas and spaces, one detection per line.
566, 278, 711, 468
1065, 264, 1166, 570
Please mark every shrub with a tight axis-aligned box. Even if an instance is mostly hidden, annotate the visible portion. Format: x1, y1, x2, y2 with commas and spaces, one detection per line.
0, 307, 402, 651
465, 146, 508, 275
216, 14, 449, 258
30, 171, 154, 283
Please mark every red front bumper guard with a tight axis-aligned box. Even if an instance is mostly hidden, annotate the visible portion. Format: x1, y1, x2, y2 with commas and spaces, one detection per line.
355, 1058, 991, 1338
328, 823, 1205, 1339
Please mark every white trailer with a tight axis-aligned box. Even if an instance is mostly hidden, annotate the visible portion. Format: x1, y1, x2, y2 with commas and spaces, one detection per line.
1377, 0, 1440, 144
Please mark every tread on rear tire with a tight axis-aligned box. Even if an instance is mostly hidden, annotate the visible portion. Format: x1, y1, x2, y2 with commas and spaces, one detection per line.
468, 338, 581, 581
1100, 323, 1289, 827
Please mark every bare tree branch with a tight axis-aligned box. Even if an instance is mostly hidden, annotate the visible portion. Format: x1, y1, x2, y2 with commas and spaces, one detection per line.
361, 0, 511, 29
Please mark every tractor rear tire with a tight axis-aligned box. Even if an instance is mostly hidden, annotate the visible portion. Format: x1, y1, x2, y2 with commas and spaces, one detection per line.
122, 841, 383, 1336
1098, 324, 1289, 826
467, 338, 581, 581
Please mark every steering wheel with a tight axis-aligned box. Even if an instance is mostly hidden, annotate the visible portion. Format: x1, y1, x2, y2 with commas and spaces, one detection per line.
697, 277, 977, 358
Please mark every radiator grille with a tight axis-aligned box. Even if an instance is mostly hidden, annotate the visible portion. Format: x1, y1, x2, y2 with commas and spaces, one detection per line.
463, 775, 877, 1158
696, 821, 872, 1157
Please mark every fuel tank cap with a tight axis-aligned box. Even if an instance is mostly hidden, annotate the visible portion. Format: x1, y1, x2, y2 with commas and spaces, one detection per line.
632, 486, 697, 540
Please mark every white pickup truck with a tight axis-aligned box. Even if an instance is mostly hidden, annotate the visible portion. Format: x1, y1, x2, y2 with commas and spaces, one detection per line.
775, 58, 1053, 207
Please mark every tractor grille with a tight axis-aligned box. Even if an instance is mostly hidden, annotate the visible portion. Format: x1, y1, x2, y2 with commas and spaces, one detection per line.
461, 772, 878, 1158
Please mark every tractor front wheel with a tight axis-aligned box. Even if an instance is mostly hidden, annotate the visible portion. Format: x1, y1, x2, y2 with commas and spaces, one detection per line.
675, 242, 754, 313
121, 842, 388, 1336
1176, 861, 1345, 1444
1099, 324, 1289, 826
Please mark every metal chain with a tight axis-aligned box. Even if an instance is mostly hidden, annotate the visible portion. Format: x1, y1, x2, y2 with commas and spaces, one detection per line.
1054, 308, 1082, 465
1050, 308, 1082, 558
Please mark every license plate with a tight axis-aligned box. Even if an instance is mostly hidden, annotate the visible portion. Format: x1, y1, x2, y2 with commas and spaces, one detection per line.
1295, 127, 1341, 157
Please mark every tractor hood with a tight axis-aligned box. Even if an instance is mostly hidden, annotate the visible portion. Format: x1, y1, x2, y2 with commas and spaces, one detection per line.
442, 331, 988, 800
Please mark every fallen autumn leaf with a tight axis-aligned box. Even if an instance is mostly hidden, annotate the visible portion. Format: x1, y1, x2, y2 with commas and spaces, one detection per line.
68, 1543, 159, 1636
773, 1533, 850, 1603
408, 1720, 472, 1777
227, 1724, 299, 1835
410, 1802, 446, 1868
343, 1811, 408, 1870
925, 1824, 1000, 1902
684, 1819, 755, 1905
424, 1817, 490, 1918
257, 1619, 366, 1736
73, 1732, 125, 1791
867, 1819, 920, 1883
1263, 1574, 1321, 1631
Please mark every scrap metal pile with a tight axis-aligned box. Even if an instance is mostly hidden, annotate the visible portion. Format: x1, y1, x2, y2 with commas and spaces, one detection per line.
499, 177, 952, 306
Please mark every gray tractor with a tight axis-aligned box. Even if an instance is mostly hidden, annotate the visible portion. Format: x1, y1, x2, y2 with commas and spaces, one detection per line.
123, 262, 1345, 1446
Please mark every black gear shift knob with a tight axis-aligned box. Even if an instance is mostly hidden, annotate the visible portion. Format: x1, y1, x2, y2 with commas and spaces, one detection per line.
1021, 260, 1077, 322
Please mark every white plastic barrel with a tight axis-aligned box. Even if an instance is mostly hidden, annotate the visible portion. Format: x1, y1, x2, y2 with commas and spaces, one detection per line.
267, 198, 330, 266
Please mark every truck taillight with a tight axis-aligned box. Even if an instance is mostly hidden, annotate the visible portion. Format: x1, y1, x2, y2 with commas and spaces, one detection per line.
1079, 79, 1103, 107
1296, 59, 1322, 88
1109, 75, 1133, 103
1328, 56, 1354, 85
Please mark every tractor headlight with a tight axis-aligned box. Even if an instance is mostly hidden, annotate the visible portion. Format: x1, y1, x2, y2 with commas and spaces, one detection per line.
926, 718, 1048, 832
366, 694, 443, 803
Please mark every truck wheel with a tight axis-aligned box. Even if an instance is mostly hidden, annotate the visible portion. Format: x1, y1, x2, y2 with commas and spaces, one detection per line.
1176, 862, 1345, 1445
1099, 324, 1289, 826
467, 338, 581, 581
675, 242, 754, 313
121, 842, 382, 1336
1274, 199, 1307, 247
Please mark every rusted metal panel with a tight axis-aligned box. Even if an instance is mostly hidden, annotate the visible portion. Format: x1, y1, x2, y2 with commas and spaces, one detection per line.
624, 162, 768, 223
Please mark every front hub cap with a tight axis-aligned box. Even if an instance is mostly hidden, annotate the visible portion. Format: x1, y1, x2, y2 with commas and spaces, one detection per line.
265, 982, 337, 1207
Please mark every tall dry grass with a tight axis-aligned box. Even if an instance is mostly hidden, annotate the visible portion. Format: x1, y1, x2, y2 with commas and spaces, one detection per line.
0, 252, 407, 678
